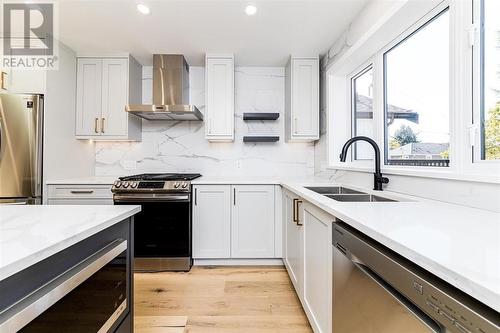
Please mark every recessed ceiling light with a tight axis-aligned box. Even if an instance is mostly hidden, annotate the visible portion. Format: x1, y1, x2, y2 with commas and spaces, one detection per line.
137, 3, 150, 15
245, 4, 257, 16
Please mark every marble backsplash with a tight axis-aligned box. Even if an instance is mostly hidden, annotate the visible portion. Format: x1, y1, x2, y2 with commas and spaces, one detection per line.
95, 66, 315, 177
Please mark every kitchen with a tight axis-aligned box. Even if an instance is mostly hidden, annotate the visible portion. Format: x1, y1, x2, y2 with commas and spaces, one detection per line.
0, 0, 499, 332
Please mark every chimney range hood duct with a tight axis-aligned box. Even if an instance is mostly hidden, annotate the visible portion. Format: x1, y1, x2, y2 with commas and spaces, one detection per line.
126, 54, 203, 121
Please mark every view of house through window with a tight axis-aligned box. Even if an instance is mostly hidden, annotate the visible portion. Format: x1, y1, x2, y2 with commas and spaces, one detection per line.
384, 9, 450, 167
480, 0, 500, 160
352, 66, 374, 160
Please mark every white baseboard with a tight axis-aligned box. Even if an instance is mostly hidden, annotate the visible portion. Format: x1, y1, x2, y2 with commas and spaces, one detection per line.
193, 258, 284, 266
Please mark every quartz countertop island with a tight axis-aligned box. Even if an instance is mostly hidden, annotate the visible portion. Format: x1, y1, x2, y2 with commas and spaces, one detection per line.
0, 205, 140, 282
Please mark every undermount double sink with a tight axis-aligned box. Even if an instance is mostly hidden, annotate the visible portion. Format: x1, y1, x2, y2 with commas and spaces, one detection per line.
305, 186, 398, 202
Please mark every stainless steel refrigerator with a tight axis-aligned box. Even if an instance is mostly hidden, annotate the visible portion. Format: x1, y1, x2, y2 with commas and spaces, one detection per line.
0, 93, 43, 204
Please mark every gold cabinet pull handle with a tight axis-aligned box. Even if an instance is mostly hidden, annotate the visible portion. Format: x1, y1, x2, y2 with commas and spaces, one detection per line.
101, 117, 105, 133
94, 118, 100, 133
296, 200, 303, 226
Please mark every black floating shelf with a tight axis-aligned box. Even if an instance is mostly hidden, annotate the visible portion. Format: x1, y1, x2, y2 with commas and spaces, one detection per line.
243, 113, 280, 121
243, 136, 280, 143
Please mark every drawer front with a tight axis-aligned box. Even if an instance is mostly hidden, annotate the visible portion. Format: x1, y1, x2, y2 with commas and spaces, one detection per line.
48, 185, 113, 199
47, 198, 113, 205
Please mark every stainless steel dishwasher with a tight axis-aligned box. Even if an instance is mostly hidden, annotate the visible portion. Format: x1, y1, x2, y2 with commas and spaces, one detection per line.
332, 222, 499, 333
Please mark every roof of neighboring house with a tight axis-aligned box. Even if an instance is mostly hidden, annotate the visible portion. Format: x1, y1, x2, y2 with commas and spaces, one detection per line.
355, 95, 419, 123
389, 142, 450, 156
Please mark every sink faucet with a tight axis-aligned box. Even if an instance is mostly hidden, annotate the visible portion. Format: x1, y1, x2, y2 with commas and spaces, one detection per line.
339, 136, 389, 191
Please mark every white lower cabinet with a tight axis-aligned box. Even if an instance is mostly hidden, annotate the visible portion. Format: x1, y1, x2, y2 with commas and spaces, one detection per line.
192, 184, 276, 259
283, 191, 333, 333
303, 203, 333, 333
231, 185, 275, 258
192, 185, 231, 258
47, 184, 113, 205
283, 189, 304, 295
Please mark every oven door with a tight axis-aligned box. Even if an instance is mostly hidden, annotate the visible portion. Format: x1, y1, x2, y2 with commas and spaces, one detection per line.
114, 194, 191, 260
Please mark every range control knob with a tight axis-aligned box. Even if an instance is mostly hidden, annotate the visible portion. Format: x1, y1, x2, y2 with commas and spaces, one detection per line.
182, 182, 188, 188
114, 181, 122, 188
122, 182, 130, 188
174, 182, 180, 188
131, 182, 138, 188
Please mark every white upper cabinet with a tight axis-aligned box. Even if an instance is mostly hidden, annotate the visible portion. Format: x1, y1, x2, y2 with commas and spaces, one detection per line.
231, 185, 275, 258
75, 55, 142, 140
192, 185, 232, 259
205, 54, 234, 141
285, 56, 320, 142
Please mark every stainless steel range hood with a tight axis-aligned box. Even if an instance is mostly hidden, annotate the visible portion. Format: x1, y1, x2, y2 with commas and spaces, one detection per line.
126, 54, 203, 121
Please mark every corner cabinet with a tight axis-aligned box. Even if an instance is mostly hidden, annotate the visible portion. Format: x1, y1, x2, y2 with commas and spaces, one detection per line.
285, 56, 319, 142
283, 192, 333, 333
75, 55, 142, 140
205, 54, 234, 142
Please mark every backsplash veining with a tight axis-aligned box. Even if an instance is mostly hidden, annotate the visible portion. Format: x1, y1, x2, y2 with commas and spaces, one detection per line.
95, 66, 315, 177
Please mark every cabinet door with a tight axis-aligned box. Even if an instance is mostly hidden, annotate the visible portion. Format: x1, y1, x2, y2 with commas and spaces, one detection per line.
303, 204, 332, 333
76, 58, 102, 136
232, 185, 275, 258
291, 58, 319, 138
101, 58, 128, 136
205, 55, 234, 141
192, 185, 231, 258
283, 191, 304, 295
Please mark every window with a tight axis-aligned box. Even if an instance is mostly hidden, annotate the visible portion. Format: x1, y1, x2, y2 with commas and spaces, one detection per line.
351, 66, 374, 160
384, 9, 450, 167
479, 0, 500, 160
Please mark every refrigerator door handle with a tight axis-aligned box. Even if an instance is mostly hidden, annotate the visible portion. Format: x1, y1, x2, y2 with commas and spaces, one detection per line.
34, 96, 43, 197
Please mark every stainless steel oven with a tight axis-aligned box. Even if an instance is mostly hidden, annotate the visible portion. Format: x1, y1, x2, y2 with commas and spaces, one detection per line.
332, 222, 499, 333
1, 240, 129, 333
112, 173, 201, 272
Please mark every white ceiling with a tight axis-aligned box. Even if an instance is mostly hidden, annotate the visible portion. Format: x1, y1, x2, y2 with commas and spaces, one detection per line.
58, 0, 368, 66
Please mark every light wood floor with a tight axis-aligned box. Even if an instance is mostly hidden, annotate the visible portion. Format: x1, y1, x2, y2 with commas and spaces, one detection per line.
134, 266, 312, 333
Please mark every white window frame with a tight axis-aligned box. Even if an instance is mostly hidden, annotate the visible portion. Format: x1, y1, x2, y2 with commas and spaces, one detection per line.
381, 6, 453, 172
349, 62, 375, 167
469, 0, 500, 173
326, 0, 500, 184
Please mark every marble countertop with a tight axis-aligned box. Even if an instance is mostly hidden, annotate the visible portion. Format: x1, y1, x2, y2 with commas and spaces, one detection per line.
0, 205, 141, 282
280, 181, 500, 312
192, 175, 329, 185
46, 175, 331, 186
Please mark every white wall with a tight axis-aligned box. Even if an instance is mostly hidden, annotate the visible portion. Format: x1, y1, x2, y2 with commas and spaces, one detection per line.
43, 42, 95, 198
94, 66, 315, 177
315, 0, 500, 212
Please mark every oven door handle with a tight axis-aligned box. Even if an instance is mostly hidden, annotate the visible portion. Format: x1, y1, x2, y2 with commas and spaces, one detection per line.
113, 194, 190, 202
0, 240, 127, 332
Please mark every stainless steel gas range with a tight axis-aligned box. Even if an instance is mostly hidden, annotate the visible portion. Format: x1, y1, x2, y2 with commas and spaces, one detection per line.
111, 173, 201, 272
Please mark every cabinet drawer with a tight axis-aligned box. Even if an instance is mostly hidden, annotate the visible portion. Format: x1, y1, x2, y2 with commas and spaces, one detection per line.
48, 185, 113, 199
47, 198, 113, 205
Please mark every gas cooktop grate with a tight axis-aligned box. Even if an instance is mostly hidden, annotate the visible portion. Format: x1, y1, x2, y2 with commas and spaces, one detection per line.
119, 173, 202, 181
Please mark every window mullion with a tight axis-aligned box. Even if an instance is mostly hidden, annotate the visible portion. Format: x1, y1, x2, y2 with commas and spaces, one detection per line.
372, 54, 385, 164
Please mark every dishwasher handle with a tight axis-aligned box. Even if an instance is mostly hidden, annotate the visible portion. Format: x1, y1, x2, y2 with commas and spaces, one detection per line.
350, 258, 443, 333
